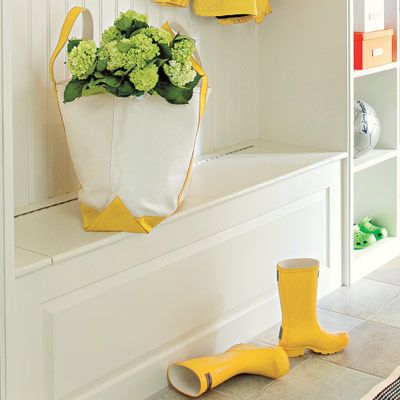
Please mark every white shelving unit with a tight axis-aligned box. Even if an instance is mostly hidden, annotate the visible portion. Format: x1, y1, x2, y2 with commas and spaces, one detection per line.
352, 61, 398, 78
349, 0, 400, 282
353, 149, 398, 172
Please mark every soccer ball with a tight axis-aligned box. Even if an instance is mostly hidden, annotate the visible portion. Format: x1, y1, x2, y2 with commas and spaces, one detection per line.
354, 100, 381, 159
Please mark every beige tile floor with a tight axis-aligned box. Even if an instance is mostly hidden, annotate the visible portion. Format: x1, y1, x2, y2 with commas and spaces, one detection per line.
150, 259, 400, 400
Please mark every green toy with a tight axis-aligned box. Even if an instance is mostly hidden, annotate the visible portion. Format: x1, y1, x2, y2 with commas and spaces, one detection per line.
359, 217, 388, 241
354, 224, 376, 250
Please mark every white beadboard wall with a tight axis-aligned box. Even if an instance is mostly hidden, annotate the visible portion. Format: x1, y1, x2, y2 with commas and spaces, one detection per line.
13, 0, 261, 211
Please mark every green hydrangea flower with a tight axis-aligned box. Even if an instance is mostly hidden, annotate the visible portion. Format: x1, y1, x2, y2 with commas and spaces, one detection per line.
171, 38, 196, 63
104, 41, 125, 71
129, 34, 160, 68
100, 26, 123, 46
67, 40, 97, 79
121, 9, 148, 24
106, 34, 159, 71
142, 27, 172, 45
129, 63, 159, 91
163, 60, 196, 87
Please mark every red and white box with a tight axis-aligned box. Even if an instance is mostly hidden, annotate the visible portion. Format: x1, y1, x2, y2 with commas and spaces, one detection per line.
354, 29, 394, 70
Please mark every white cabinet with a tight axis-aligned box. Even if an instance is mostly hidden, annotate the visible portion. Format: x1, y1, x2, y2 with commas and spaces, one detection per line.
14, 149, 344, 399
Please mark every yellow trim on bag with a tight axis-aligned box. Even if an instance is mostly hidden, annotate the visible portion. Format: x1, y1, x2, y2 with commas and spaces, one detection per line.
81, 197, 166, 234
177, 160, 193, 207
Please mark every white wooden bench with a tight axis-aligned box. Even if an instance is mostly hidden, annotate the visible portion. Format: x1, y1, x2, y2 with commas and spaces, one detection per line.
14, 144, 346, 400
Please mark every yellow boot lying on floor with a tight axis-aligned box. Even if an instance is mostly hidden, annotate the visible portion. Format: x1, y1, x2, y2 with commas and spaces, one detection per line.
277, 258, 349, 357
168, 344, 289, 397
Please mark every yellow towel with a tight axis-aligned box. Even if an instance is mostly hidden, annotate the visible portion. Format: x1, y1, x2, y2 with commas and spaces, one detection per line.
155, 0, 272, 24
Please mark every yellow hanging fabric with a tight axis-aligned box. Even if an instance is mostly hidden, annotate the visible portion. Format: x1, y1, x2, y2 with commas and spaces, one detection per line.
155, 0, 272, 25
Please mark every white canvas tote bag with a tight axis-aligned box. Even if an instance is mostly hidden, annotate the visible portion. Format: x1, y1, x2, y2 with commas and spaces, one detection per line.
50, 7, 208, 233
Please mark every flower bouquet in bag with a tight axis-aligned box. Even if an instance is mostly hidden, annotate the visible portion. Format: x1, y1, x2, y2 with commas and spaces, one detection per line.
50, 8, 208, 234
65, 10, 202, 104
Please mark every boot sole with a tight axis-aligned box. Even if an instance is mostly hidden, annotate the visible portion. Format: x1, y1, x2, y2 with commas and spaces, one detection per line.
283, 346, 345, 357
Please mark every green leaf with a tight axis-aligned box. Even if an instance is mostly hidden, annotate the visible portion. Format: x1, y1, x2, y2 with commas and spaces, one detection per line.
94, 71, 105, 79
67, 39, 81, 53
127, 20, 149, 37
117, 40, 132, 53
82, 85, 107, 97
104, 85, 118, 96
172, 33, 195, 45
153, 58, 169, 68
63, 79, 86, 103
96, 58, 108, 72
185, 73, 201, 90
129, 28, 145, 37
113, 70, 126, 77
115, 16, 148, 34
155, 80, 193, 105
101, 76, 121, 88
114, 15, 132, 32
116, 80, 134, 97
158, 43, 172, 60
117, 80, 144, 97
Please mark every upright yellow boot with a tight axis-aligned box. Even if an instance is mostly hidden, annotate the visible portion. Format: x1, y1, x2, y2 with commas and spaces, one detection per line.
168, 344, 289, 397
277, 258, 349, 357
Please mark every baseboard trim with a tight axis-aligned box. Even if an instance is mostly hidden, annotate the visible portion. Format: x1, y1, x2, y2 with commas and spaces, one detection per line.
65, 292, 281, 400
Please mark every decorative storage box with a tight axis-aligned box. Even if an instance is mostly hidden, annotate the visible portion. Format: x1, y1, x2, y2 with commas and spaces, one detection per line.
354, 29, 394, 70
354, 0, 384, 33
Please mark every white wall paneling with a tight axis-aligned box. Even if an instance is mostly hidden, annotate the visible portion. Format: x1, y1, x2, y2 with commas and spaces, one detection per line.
12, 0, 262, 211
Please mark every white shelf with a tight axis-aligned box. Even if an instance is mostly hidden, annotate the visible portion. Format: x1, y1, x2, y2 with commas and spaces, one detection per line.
353, 149, 398, 173
352, 62, 398, 78
352, 237, 399, 281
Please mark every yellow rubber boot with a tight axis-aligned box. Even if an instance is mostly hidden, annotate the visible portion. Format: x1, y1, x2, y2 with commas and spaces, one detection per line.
168, 344, 289, 397
277, 258, 349, 357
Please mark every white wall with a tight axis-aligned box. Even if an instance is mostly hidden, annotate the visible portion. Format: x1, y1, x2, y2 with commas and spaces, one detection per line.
258, 0, 349, 152
13, 0, 262, 210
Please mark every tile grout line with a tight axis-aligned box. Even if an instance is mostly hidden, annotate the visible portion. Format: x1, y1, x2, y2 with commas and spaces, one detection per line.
317, 306, 400, 331
316, 306, 369, 321
361, 317, 400, 330
364, 276, 400, 287
317, 357, 386, 379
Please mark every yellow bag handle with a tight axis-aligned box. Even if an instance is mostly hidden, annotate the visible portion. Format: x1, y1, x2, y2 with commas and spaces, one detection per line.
49, 7, 93, 93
